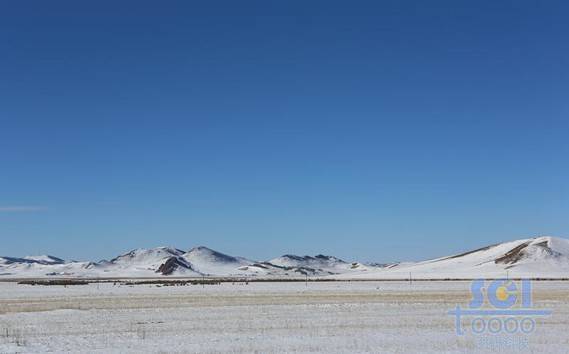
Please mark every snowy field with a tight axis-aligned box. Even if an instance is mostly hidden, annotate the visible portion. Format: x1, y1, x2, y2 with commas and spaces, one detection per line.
0, 280, 568, 353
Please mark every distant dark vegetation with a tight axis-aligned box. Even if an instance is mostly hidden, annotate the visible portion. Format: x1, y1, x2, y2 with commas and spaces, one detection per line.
13, 278, 339, 286
18, 279, 88, 286
13, 277, 569, 286
120, 279, 222, 286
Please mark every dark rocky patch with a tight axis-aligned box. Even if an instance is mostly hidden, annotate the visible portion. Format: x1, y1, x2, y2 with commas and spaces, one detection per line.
156, 257, 194, 275
495, 242, 531, 264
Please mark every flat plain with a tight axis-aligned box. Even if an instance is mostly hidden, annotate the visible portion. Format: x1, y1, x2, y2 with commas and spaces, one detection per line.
0, 280, 568, 353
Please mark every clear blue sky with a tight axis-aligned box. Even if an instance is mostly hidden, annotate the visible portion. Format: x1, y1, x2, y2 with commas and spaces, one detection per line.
1, 1, 568, 262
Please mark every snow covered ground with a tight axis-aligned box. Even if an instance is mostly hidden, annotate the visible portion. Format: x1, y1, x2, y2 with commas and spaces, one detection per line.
0, 280, 568, 353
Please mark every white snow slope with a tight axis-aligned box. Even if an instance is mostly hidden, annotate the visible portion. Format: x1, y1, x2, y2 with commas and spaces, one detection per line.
338, 236, 569, 279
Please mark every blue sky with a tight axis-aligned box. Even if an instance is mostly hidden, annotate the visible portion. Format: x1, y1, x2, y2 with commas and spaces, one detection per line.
1, 1, 568, 262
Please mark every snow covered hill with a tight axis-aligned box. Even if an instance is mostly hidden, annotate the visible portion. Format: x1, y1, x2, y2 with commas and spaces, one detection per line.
262, 254, 364, 275
182, 246, 252, 276
0, 255, 64, 265
106, 247, 200, 276
1, 236, 568, 279
339, 236, 569, 279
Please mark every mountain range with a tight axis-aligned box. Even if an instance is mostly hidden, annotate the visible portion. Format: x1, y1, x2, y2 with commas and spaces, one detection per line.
1, 236, 568, 279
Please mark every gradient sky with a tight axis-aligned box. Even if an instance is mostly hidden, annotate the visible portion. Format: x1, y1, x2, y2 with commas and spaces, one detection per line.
1, 1, 568, 262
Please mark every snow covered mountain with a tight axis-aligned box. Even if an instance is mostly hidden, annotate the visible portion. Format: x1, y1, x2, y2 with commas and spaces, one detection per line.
1, 236, 568, 279
339, 236, 569, 279
182, 246, 252, 276
106, 247, 200, 276
0, 255, 64, 265
261, 254, 363, 275
0, 246, 375, 278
